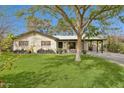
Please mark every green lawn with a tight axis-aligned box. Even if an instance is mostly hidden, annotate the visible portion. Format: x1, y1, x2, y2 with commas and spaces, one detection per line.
0, 54, 124, 88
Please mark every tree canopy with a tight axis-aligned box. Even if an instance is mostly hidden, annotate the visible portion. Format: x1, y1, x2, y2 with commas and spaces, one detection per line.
16, 5, 124, 61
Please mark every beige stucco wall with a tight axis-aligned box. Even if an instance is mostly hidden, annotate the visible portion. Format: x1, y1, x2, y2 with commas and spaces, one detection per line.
13, 33, 57, 53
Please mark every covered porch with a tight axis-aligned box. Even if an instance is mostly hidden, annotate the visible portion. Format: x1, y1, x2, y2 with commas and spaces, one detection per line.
57, 39, 106, 53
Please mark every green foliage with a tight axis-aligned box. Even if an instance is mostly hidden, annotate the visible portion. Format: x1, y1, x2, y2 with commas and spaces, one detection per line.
15, 7, 52, 34
17, 5, 124, 35
119, 16, 124, 23
119, 43, 124, 54
82, 50, 87, 54
55, 18, 75, 35
107, 43, 121, 53
25, 16, 52, 33
15, 5, 124, 61
86, 25, 100, 38
107, 43, 124, 54
0, 34, 14, 52
107, 36, 124, 54
57, 18, 71, 31
26, 16, 44, 31
0, 54, 124, 88
16, 10, 25, 18
0, 34, 19, 83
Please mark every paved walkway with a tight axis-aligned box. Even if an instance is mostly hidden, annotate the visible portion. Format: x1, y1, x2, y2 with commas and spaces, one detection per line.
88, 52, 124, 66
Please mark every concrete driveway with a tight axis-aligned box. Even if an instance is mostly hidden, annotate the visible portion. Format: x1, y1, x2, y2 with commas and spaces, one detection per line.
88, 52, 124, 66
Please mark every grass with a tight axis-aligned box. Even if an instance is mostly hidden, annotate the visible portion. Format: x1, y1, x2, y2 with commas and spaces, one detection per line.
0, 54, 124, 88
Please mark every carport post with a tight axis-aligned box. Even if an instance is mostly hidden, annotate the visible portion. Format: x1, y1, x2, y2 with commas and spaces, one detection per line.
101, 40, 103, 53
97, 40, 98, 52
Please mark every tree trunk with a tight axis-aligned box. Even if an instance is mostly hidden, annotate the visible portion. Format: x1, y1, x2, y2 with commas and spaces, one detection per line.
75, 35, 82, 62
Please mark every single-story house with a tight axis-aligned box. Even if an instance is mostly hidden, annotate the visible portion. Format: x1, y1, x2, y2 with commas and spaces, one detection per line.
13, 31, 106, 53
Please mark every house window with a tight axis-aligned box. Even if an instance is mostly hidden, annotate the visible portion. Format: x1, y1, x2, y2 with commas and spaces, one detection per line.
41, 41, 51, 46
19, 41, 29, 46
58, 42, 63, 48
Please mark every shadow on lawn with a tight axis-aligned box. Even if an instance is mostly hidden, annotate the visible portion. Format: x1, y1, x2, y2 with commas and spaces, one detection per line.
1, 55, 124, 88
0, 71, 55, 88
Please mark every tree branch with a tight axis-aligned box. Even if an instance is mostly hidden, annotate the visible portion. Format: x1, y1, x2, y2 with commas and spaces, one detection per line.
81, 6, 121, 35
81, 6, 91, 27
55, 5, 78, 34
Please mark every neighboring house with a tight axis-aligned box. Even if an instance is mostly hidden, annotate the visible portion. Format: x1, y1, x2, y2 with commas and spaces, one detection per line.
13, 31, 106, 53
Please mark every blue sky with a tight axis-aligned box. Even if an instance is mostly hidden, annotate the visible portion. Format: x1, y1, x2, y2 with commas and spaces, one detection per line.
0, 6, 29, 35
0, 5, 124, 36
0, 5, 58, 35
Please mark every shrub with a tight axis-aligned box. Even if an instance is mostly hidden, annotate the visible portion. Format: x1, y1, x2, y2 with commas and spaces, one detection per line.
0, 34, 14, 52
82, 50, 87, 54
13, 49, 29, 54
119, 43, 124, 54
56, 48, 63, 54
107, 43, 121, 53
88, 46, 93, 51
37, 48, 55, 54
62, 49, 67, 53
107, 42, 124, 54
47, 49, 55, 54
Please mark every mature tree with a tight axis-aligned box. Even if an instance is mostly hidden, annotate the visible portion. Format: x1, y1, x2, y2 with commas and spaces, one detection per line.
26, 16, 51, 34
16, 6, 52, 34
41, 5, 123, 61
17, 5, 124, 61
55, 18, 75, 35
42, 18, 75, 35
